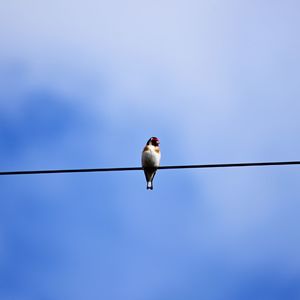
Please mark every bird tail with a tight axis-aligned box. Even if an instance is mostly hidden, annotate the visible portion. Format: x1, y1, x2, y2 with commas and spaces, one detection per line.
144, 168, 156, 190
147, 181, 153, 190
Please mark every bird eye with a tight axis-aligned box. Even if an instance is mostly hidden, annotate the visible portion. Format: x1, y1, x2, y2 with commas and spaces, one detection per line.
151, 138, 160, 145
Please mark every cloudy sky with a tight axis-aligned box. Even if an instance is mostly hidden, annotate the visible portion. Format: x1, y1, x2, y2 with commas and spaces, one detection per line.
1, 1, 300, 299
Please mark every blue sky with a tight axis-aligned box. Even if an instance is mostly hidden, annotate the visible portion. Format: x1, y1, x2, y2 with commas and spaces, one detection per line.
1, 1, 300, 299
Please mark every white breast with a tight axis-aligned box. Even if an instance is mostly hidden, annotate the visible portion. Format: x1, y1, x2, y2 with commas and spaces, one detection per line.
142, 147, 161, 167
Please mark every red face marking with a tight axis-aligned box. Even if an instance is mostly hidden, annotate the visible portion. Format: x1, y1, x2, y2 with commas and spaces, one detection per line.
151, 137, 160, 145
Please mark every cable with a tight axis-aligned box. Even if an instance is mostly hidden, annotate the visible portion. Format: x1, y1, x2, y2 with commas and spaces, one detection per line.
0, 160, 300, 176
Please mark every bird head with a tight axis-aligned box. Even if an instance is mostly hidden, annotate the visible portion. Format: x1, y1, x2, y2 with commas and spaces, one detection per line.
147, 137, 160, 146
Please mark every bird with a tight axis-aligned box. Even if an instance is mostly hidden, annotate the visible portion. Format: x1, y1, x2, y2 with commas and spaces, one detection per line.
141, 137, 161, 190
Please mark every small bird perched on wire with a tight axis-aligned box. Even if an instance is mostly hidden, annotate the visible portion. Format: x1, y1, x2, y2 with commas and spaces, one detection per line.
141, 137, 161, 190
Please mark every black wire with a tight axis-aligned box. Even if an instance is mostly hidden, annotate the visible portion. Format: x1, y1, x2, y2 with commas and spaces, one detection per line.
0, 161, 300, 176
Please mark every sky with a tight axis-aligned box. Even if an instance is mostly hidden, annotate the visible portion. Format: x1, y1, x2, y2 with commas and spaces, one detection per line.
0, 0, 300, 299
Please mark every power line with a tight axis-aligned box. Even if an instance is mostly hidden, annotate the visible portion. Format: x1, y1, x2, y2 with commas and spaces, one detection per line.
0, 160, 300, 176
